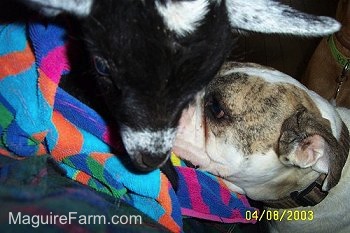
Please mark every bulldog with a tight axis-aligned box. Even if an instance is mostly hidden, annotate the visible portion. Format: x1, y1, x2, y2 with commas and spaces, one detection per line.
173, 62, 350, 233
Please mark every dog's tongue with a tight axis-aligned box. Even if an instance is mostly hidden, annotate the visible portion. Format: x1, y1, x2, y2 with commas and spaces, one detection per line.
173, 92, 210, 168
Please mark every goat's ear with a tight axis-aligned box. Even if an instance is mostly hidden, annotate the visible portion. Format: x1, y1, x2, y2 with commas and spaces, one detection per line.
19, 0, 93, 17
226, 0, 340, 36
278, 107, 349, 191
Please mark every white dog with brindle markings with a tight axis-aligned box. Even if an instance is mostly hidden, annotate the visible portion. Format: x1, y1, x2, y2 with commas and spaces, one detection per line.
173, 62, 350, 233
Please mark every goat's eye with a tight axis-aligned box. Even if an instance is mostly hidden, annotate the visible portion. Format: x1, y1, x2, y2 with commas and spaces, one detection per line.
206, 96, 225, 119
93, 55, 110, 76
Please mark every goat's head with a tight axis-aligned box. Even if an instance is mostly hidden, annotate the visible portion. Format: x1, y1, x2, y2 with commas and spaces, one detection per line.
20, 0, 340, 171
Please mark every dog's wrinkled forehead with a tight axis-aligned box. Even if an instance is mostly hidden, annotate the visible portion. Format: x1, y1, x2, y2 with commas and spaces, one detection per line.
208, 63, 320, 114
205, 63, 321, 155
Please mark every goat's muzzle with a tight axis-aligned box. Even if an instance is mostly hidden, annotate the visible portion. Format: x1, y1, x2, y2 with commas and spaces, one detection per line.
134, 151, 170, 171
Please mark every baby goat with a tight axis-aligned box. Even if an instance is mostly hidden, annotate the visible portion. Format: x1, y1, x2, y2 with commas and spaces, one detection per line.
19, 0, 340, 172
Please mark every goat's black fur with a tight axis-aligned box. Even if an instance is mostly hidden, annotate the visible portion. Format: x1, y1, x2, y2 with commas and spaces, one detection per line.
80, 0, 234, 130
69, 0, 235, 175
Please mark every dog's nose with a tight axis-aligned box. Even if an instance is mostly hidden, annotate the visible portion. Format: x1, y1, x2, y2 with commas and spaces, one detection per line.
141, 152, 168, 170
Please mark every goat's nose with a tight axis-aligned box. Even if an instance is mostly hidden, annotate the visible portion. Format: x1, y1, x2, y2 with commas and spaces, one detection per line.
141, 152, 168, 169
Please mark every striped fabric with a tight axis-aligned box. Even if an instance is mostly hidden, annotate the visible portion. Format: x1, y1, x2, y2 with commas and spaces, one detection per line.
0, 21, 256, 232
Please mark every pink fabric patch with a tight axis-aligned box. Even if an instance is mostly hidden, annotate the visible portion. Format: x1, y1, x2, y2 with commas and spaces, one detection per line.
102, 130, 112, 144
40, 46, 70, 84
219, 180, 232, 206
181, 169, 210, 213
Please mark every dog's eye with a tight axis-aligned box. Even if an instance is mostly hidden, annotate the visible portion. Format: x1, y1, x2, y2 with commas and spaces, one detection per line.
93, 55, 110, 76
206, 96, 225, 119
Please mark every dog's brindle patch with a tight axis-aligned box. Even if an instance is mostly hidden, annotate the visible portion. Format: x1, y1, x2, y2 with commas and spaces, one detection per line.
205, 73, 322, 156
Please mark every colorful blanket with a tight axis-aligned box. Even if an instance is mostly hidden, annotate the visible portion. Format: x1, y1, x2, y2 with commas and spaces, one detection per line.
0, 21, 256, 232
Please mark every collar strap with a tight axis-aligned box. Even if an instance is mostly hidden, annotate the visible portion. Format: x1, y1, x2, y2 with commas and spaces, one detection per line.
262, 174, 328, 209
328, 34, 350, 67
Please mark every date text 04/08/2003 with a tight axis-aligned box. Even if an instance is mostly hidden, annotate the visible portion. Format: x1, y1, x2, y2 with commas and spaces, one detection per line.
245, 210, 314, 222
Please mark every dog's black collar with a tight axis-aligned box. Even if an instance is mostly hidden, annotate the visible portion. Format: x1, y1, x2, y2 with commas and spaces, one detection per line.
262, 173, 328, 209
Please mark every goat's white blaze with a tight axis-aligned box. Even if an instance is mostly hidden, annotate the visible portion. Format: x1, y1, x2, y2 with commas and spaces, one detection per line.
120, 126, 177, 155
155, 0, 209, 37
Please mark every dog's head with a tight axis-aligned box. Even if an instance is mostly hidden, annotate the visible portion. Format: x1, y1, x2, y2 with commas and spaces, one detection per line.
174, 62, 350, 201
19, 0, 341, 171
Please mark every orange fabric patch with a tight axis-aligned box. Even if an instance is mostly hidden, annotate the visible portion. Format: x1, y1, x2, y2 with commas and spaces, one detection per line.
51, 111, 83, 161
36, 143, 48, 155
75, 171, 91, 185
38, 70, 57, 107
32, 131, 48, 143
0, 43, 34, 79
90, 152, 113, 165
0, 148, 11, 157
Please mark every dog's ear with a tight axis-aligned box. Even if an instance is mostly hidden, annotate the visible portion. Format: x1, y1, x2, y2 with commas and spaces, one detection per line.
278, 107, 350, 191
18, 0, 93, 16
226, 0, 340, 36
280, 133, 329, 173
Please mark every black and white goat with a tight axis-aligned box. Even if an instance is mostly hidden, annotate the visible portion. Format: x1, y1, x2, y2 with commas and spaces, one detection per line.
19, 0, 340, 172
